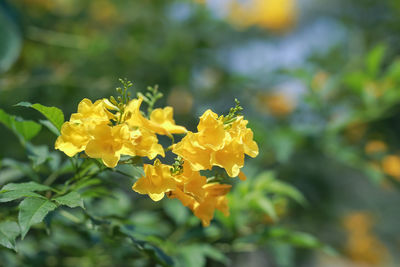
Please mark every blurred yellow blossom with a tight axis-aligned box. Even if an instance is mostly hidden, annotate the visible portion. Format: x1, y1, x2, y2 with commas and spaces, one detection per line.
365, 140, 387, 155
343, 212, 388, 265
228, 0, 297, 31
382, 155, 400, 179
258, 92, 296, 117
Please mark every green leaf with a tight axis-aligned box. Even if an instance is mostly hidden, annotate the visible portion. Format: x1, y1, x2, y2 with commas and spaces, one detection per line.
366, 44, 386, 77
163, 199, 189, 225
0, 190, 46, 203
253, 196, 277, 221
39, 119, 60, 136
16, 102, 64, 132
0, 221, 20, 250
266, 180, 306, 205
0, 109, 42, 142
120, 225, 173, 267
1, 181, 52, 192
18, 197, 57, 239
53, 192, 84, 208
27, 144, 50, 167
0, 6, 22, 73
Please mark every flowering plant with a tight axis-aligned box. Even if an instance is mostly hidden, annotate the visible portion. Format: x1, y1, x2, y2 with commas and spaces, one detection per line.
54, 79, 258, 226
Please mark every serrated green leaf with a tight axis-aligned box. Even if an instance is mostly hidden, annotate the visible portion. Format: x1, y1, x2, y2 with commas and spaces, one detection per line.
16, 102, 64, 131
0, 190, 46, 203
0, 221, 20, 250
18, 197, 57, 239
0, 109, 42, 142
53, 192, 84, 208
2, 181, 52, 192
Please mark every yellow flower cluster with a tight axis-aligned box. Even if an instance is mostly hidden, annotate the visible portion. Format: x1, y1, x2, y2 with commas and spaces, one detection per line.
55, 97, 185, 167
56, 90, 258, 226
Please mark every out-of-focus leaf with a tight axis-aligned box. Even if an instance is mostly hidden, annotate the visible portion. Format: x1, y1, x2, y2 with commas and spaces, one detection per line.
1, 181, 51, 192
16, 102, 64, 132
163, 198, 189, 225
1, 159, 40, 181
0, 168, 24, 184
26, 144, 50, 167
266, 180, 306, 205
0, 190, 45, 203
39, 119, 60, 136
0, 5, 22, 73
252, 195, 277, 221
53, 192, 84, 209
265, 227, 336, 254
120, 225, 174, 267
366, 44, 386, 77
0, 221, 20, 250
18, 197, 57, 239
0, 109, 42, 142
200, 244, 229, 265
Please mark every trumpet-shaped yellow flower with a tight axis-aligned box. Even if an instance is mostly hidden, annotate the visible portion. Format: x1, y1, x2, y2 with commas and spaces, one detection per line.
55, 122, 90, 157
56, 98, 111, 157
84, 123, 131, 168
210, 139, 244, 177
168, 181, 231, 226
197, 110, 227, 151
193, 183, 231, 226
149, 107, 187, 135
132, 161, 177, 201
228, 116, 259, 158
121, 127, 165, 160
70, 98, 111, 126
173, 132, 213, 171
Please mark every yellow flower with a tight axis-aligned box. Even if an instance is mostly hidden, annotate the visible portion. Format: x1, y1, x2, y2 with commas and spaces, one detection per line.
193, 183, 231, 226
228, 116, 259, 158
210, 139, 244, 177
179, 161, 207, 201
132, 160, 177, 201
149, 107, 187, 135
70, 98, 111, 126
123, 98, 149, 128
84, 123, 131, 168
121, 127, 165, 160
55, 98, 111, 157
197, 110, 227, 151
55, 122, 90, 157
173, 132, 213, 171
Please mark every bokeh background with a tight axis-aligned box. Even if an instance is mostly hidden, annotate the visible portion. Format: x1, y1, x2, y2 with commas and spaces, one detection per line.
1, 0, 400, 266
